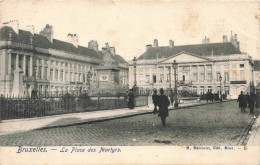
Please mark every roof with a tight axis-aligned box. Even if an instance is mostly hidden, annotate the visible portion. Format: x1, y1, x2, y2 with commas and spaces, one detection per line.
254, 60, 260, 71
138, 42, 241, 60
0, 26, 127, 64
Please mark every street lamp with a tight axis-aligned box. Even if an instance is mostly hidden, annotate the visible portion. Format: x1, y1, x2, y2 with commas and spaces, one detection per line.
87, 71, 92, 90
172, 60, 178, 107
219, 75, 222, 101
133, 57, 137, 87
168, 67, 173, 106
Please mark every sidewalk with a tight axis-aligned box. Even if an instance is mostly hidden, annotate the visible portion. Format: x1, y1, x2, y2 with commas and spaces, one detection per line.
247, 112, 260, 146
0, 100, 229, 135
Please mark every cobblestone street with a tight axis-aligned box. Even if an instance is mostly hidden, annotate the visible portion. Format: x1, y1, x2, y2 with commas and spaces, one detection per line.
1, 101, 259, 146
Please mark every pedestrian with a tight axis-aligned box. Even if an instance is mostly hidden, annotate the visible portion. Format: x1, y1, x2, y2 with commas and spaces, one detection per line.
31, 89, 38, 100
237, 91, 247, 112
152, 89, 159, 114
245, 92, 250, 108
158, 88, 170, 126
169, 89, 174, 106
249, 93, 256, 114
255, 93, 260, 108
128, 89, 135, 109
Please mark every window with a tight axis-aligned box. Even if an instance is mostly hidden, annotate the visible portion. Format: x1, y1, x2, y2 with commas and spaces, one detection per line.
224, 72, 229, 81
200, 86, 204, 94
65, 72, 68, 81
153, 75, 156, 83
60, 70, 63, 81
44, 67, 47, 80
79, 73, 81, 82
166, 74, 169, 82
50, 69, 53, 80
232, 71, 237, 81
206, 65, 212, 72
240, 64, 244, 68
145, 75, 149, 83
240, 70, 245, 80
199, 73, 205, 82
207, 73, 212, 82
217, 72, 221, 81
38, 66, 42, 79
193, 73, 197, 82
160, 74, 164, 83
208, 86, 212, 93
55, 70, 58, 80
70, 72, 73, 81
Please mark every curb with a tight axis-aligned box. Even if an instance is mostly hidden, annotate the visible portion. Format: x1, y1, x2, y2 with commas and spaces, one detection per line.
37, 100, 234, 130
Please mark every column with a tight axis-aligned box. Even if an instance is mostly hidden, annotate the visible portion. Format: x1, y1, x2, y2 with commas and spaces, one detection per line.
72, 63, 74, 81
163, 66, 166, 84
8, 52, 11, 75
36, 58, 39, 79
68, 63, 71, 82
23, 55, 26, 75
42, 59, 44, 79
63, 62, 65, 82
47, 60, 50, 80
77, 64, 79, 82
30, 56, 33, 76
57, 62, 60, 81
16, 54, 19, 70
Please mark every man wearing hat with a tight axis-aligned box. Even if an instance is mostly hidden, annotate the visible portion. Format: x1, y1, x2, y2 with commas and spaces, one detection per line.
158, 88, 170, 126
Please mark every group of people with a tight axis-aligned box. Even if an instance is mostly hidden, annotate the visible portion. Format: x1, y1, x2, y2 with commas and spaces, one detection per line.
237, 91, 257, 113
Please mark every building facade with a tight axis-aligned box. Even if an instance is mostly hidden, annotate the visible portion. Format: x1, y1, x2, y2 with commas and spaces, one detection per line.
0, 21, 128, 97
253, 60, 260, 95
129, 33, 255, 99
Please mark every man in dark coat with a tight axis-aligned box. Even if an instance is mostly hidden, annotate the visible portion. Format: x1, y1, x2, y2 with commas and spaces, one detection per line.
237, 91, 247, 112
158, 88, 170, 126
245, 92, 250, 108
249, 93, 256, 114
31, 89, 38, 100
152, 89, 159, 114
128, 89, 135, 109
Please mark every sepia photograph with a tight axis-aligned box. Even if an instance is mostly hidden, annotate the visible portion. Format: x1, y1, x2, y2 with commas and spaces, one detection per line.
0, 0, 259, 164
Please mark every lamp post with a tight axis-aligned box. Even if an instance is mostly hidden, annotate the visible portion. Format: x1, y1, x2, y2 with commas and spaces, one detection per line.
219, 75, 222, 101
168, 66, 173, 106
172, 60, 178, 107
87, 71, 92, 90
133, 57, 137, 87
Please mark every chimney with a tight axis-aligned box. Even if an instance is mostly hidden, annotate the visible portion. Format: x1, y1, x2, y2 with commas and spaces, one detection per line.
110, 47, 115, 55
67, 33, 79, 48
222, 35, 228, 42
146, 44, 152, 51
88, 40, 99, 51
7, 20, 19, 34
25, 25, 35, 34
153, 39, 158, 47
202, 36, 210, 44
169, 40, 174, 48
230, 32, 240, 50
39, 24, 53, 42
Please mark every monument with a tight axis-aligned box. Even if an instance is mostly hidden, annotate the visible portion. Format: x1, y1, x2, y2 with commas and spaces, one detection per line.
95, 43, 125, 94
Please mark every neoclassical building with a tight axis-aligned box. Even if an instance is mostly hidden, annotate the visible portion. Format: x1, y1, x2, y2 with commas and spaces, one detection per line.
129, 33, 255, 99
0, 21, 128, 97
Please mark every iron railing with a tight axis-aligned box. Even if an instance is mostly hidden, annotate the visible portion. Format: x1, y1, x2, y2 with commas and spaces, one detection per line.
0, 94, 148, 120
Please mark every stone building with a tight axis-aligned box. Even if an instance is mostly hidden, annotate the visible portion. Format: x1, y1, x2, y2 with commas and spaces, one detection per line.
0, 21, 128, 96
253, 60, 260, 95
129, 33, 255, 99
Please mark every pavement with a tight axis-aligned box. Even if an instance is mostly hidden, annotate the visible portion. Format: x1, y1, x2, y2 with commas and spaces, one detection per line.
0, 99, 259, 146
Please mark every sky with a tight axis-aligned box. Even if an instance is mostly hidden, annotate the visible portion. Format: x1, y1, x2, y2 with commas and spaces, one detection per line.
0, 0, 259, 61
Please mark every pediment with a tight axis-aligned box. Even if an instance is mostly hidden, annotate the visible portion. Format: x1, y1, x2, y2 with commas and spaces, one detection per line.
160, 52, 210, 64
